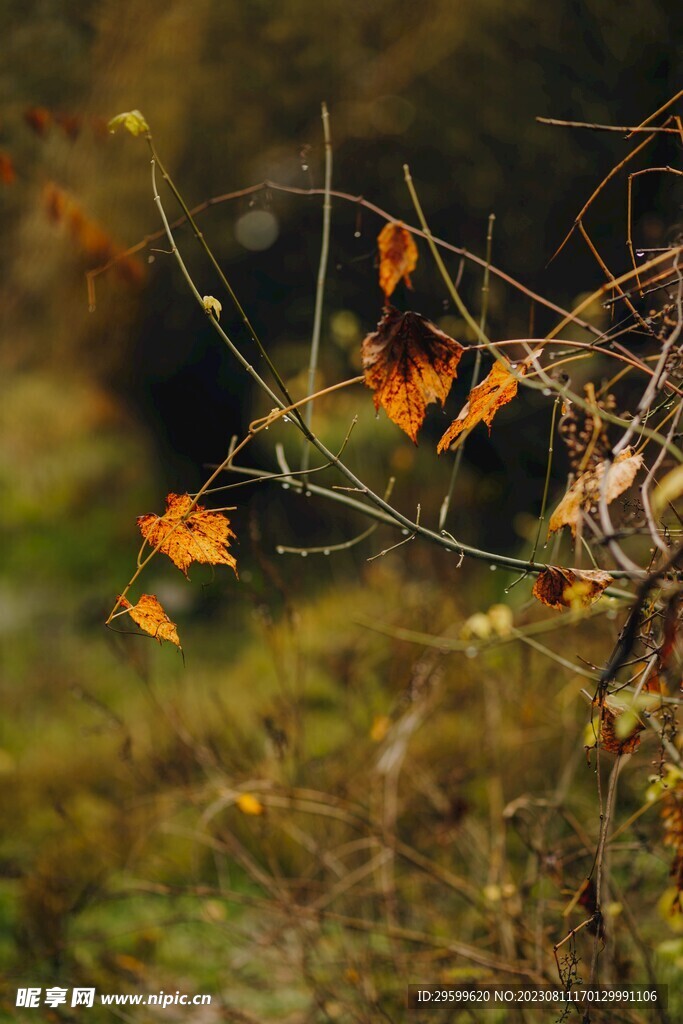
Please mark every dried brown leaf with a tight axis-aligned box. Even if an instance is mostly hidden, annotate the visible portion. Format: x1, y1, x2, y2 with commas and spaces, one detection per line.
138, 493, 238, 578
119, 594, 181, 648
437, 359, 523, 453
594, 702, 642, 755
549, 448, 644, 536
532, 567, 614, 611
377, 222, 418, 299
362, 306, 464, 443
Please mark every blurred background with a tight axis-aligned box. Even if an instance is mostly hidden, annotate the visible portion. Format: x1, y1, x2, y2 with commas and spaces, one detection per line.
1, 0, 683, 1019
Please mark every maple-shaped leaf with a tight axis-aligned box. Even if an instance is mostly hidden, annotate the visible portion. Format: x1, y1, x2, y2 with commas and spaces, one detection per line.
137, 493, 238, 578
119, 594, 181, 648
362, 306, 464, 443
377, 221, 418, 300
532, 567, 613, 611
549, 448, 644, 536
437, 359, 523, 453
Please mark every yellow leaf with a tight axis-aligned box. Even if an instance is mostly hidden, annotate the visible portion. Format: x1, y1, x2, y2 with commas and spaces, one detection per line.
370, 714, 391, 742
377, 222, 418, 299
437, 359, 523, 453
236, 793, 264, 816
549, 448, 643, 536
118, 594, 181, 648
138, 493, 237, 578
108, 109, 149, 137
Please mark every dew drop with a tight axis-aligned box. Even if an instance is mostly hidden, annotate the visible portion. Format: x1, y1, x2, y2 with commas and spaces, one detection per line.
300, 551, 307, 558
301, 163, 309, 172
354, 230, 361, 238
401, 529, 410, 536
147, 254, 155, 264
542, 388, 551, 396
510, 362, 518, 369
283, 415, 290, 423
305, 490, 312, 497
282, 483, 290, 490
323, 549, 330, 556
636, 250, 644, 258
489, 564, 497, 571
465, 646, 478, 659
264, 425, 269, 431
503, 587, 510, 594
276, 546, 284, 554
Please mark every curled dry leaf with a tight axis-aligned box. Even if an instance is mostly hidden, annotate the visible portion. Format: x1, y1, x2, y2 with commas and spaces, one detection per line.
118, 594, 181, 648
202, 295, 222, 320
437, 359, 523, 453
362, 306, 463, 443
532, 567, 614, 611
591, 700, 643, 756
138, 493, 238, 578
549, 448, 644, 536
377, 221, 418, 300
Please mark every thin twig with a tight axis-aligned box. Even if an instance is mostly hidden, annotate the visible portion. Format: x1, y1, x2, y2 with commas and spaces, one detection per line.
301, 103, 332, 471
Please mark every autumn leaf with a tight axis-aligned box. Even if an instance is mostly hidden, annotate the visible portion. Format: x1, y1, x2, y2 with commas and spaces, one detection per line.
377, 221, 418, 299
42, 182, 144, 282
236, 793, 264, 816
362, 306, 464, 443
370, 714, 391, 742
591, 701, 643, 756
118, 594, 181, 648
24, 106, 52, 136
549, 448, 643, 536
0, 153, 16, 185
138, 493, 238, 578
437, 359, 523, 453
532, 567, 614, 610
108, 109, 149, 137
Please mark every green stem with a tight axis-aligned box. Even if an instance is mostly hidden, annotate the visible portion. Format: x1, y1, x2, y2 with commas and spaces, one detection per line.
403, 165, 493, 352
301, 103, 332, 471
530, 396, 560, 564
439, 213, 495, 529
